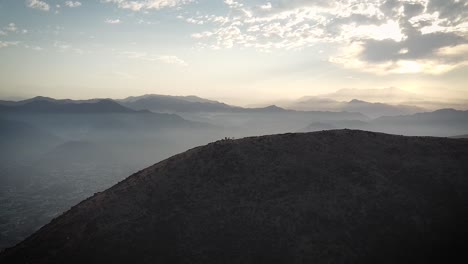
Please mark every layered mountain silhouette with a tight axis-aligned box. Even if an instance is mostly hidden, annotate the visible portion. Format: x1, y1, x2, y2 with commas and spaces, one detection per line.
287, 97, 424, 118
118, 94, 370, 117
1, 96, 112, 106
119, 94, 321, 114
343, 99, 424, 118
298, 109, 468, 137
312, 87, 421, 103
0, 97, 140, 114
375, 108, 468, 123
281, 87, 468, 113
118, 94, 239, 113
371, 108, 468, 136
0, 97, 209, 136
1, 130, 467, 263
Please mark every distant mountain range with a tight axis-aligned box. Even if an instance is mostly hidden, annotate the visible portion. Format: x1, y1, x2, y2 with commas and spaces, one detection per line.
299, 108, 468, 137
372, 108, 468, 131
0, 97, 142, 114
117, 94, 416, 118
117, 94, 240, 113
0, 96, 214, 143
0, 95, 364, 116
286, 97, 425, 118
2, 94, 467, 137
312, 87, 421, 103
118, 94, 361, 115
0, 94, 468, 135
2, 130, 467, 263
0, 95, 281, 115
3, 90, 467, 117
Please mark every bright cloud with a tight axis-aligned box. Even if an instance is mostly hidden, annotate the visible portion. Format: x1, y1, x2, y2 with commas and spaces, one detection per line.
105, 18, 121, 24
65, 1, 82, 8
330, 41, 467, 75
5, 23, 18, 32
0, 41, 20, 48
26, 0, 50, 11
102, 0, 194, 11
23, 44, 43, 51
122, 51, 188, 66
53, 41, 84, 54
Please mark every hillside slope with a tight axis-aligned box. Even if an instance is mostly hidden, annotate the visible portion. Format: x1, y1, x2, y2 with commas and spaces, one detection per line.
1, 130, 468, 263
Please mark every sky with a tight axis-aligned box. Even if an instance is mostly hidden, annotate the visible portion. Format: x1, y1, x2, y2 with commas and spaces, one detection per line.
0, 0, 467, 106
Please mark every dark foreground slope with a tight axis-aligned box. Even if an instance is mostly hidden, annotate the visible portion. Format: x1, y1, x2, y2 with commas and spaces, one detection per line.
1, 130, 468, 263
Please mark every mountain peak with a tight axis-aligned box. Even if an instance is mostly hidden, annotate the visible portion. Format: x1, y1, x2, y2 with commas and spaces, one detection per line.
30, 96, 56, 101
349, 99, 366, 104
264, 104, 284, 110
433, 108, 458, 113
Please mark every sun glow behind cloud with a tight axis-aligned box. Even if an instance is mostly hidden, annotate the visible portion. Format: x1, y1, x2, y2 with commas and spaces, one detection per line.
185, 0, 467, 75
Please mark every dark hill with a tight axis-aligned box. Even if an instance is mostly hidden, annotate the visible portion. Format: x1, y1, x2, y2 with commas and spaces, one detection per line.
1, 130, 468, 263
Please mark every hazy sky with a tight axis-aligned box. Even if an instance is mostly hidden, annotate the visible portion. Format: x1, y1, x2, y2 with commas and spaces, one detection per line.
0, 0, 467, 105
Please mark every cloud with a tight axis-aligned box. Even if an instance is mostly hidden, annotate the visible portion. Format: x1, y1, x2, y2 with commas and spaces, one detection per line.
329, 0, 468, 74
23, 44, 43, 51
53, 41, 83, 54
101, 0, 194, 11
1, 23, 29, 37
186, 0, 467, 74
191, 31, 214, 39
26, 0, 50, 11
65, 1, 82, 8
360, 32, 466, 63
1, 23, 27, 36
330, 41, 468, 75
121, 51, 188, 66
105, 18, 121, 24
157, 55, 188, 66
5, 23, 18, 32
0, 41, 19, 48
189, 0, 397, 51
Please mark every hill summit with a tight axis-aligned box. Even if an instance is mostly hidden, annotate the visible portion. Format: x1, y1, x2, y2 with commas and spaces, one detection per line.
1, 130, 468, 263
